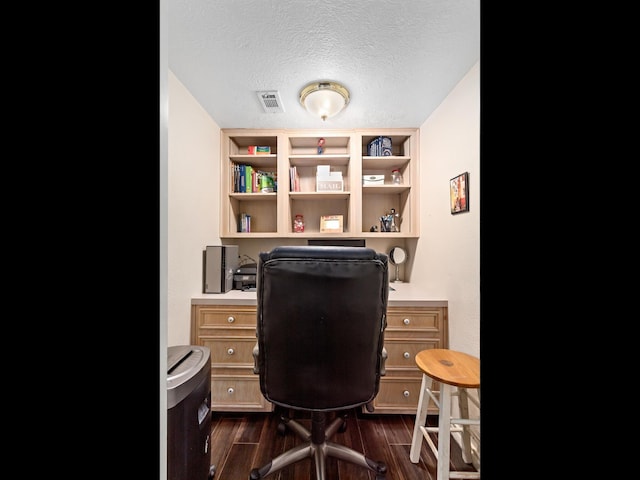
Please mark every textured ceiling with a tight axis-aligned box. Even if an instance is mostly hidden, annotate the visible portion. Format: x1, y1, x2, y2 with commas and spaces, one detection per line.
168, 0, 480, 129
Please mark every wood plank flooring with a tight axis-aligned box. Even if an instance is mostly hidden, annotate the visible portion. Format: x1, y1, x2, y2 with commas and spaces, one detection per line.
208, 406, 478, 480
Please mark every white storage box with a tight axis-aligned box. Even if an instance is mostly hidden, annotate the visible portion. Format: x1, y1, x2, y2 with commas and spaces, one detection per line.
363, 175, 384, 185
316, 165, 344, 192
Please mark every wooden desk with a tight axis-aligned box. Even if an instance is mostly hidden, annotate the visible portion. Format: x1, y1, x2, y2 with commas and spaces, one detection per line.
191, 285, 448, 413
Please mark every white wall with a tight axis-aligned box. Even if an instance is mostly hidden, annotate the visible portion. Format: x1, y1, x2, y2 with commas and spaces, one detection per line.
168, 71, 221, 346
167, 62, 480, 357
415, 61, 480, 358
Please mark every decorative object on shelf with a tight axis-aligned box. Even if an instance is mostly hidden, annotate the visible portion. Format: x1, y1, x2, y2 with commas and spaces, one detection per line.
391, 169, 403, 184
367, 136, 392, 156
247, 146, 271, 155
320, 215, 343, 233
450, 172, 469, 214
363, 174, 384, 185
316, 165, 343, 192
389, 246, 408, 283
299, 81, 350, 121
380, 208, 401, 232
293, 214, 305, 233
317, 137, 325, 154
260, 172, 276, 193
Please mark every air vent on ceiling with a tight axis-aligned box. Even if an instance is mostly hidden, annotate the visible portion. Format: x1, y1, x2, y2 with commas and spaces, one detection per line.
256, 90, 285, 113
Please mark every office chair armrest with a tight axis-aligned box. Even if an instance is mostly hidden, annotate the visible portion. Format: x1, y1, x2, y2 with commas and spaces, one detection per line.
252, 342, 259, 374
380, 347, 387, 376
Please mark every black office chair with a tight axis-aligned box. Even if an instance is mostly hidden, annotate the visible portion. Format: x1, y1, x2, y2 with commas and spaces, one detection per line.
249, 245, 389, 480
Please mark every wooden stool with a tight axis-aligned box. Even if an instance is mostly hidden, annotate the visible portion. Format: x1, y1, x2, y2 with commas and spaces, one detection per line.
409, 349, 480, 479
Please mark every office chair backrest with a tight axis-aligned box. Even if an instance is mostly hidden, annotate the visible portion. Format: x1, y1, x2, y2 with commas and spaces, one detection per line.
256, 245, 389, 411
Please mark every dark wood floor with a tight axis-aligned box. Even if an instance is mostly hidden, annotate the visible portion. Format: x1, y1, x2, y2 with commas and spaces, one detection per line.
208, 406, 478, 480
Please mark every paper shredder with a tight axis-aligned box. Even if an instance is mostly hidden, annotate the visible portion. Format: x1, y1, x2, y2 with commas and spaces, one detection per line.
167, 345, 215, 480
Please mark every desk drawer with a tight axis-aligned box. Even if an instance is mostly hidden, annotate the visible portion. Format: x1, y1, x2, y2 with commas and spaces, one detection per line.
386, 307, 443, 331
195, 305, 257, 327
210, 375, 271, 412
383, 339, 440, 369
369, 377, 439, 415
201, 337, 257, 368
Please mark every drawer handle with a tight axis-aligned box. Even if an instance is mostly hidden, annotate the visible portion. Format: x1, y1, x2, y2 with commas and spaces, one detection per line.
403, 352, 410, 359
403, 318, 410, 325
403, 390, 410, 398
227, 387, 234, 395
227, 348, 235, 355
227, 316, 235, 323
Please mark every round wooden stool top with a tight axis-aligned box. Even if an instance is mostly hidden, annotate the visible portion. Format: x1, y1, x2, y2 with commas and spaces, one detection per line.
415, 349, 480, 388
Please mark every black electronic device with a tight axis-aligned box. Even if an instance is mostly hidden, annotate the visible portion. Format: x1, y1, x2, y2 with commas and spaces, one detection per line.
233, 263, 257, 291
307, 238, 365, 247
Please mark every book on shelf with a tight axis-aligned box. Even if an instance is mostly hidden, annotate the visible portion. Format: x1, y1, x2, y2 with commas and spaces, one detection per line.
238, 164, 246, 193
289, 166, 300, 192
244, 165, 253, 193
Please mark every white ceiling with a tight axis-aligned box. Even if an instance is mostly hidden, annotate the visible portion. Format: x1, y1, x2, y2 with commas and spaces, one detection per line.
168, 0, 480, 130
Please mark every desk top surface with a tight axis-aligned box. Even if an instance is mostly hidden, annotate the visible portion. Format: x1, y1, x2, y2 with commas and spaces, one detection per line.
191, 282, 447, 307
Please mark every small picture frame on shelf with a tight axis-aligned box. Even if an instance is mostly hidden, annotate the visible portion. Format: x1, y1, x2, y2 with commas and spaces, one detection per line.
450, 172, 469, 214
320, 215, 343, 233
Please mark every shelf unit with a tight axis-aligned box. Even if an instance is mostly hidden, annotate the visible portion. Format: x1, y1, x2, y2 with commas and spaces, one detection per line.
220, 130, 281, 237
286, 130, 356, 236
220, 128, 419, 239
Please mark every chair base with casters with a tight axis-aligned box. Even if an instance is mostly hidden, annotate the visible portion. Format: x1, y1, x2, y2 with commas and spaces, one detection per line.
249, 409, 387, 480
409, 349, 480, 480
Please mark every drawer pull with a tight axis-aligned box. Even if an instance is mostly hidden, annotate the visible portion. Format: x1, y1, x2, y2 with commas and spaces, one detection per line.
403, 352, 410, 359
403, 390, 410, 398
227, 348, 235, 355
227, 387, 234, 395
403, 318, 410, 325
227, 316, 235, 323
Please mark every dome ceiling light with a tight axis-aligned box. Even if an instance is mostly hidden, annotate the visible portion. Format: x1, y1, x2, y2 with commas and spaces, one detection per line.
299, 81, 350, 121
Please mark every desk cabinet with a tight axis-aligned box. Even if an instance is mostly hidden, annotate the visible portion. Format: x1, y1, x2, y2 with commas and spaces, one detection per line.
190, 304, 272, 412
369, 306, 448, 414
191, 302, 447, 414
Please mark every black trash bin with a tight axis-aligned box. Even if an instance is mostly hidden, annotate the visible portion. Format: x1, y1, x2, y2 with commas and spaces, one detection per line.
167, 345, 215, 480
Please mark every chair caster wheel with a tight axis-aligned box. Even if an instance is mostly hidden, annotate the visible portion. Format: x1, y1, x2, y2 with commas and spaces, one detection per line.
338, 416, 348, 433
374, 461, 387, 478
249, 468, 262, 479
208, 465, 216, 479
277, 422, 287, 435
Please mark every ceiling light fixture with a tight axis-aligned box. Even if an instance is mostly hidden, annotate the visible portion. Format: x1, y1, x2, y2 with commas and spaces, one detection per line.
299, 81, 350, 121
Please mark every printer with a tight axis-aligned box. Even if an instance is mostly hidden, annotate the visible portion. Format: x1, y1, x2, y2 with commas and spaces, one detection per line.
233, 263, 257, 291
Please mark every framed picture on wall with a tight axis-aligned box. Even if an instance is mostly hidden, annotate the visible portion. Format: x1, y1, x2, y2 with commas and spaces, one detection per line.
450, 172, 469, 214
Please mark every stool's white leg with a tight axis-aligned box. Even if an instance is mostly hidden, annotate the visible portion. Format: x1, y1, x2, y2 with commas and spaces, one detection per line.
457, 387, 473, 464
437, 382, 452, 480
409, 373, 432, 463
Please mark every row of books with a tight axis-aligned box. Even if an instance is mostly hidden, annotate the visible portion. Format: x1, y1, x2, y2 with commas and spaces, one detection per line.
289, 166, 301, 192
238, 213, 251, 233
232, 163, 277, 193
